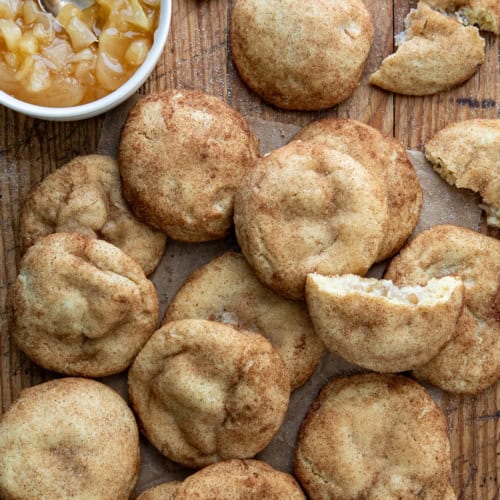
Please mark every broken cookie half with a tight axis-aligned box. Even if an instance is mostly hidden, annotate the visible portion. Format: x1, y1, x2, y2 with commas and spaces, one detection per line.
425, 119, 500, 227
425, 0, 500, 34
370, 2, 485, 95
305, 273, 464, 373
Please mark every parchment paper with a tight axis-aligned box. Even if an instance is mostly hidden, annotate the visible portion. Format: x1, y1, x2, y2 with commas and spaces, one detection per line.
97, 100, 482, 495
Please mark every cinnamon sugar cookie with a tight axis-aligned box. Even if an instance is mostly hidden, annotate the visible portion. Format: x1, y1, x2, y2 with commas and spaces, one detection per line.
230, 0, 374, 110
234, 141, 388, 300
425, 0, 499, 34
425, 119, 500, 227
175, 460, 305, 499
295, 374, 454, 499
0, 378, 140, 500
136, 481, 181, 500
119, 90, 259, 242
293, 119, 422, 261
129, 319, 290, 468
163, 252, 324, 389
306, 274, 464, 372
370, 2, 485, 95
385, 225, 500, 394
20, 154, 166, 275
8, 232, 158, 377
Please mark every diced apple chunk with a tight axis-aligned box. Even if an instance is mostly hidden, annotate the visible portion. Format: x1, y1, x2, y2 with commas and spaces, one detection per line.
4, 51, 18, 68
66, 17, 98, 51
19, 32, 38, 55
121, 0, 150, 31
22, 0, 40, 24
0, 0, 19, 20
27, 60, 50, 92
124, 38, 150, 66
0, 19, 22, 52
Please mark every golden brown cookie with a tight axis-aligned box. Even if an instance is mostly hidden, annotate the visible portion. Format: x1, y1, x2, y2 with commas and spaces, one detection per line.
385, 225, 500, 394
294, 374, 454, 499
163, 252, 324, 390
8, 232, 158, 377
174, 460, 305, 499
425, 0, 499, 33
128, 319, 290, 468
370, 2, 485, 95
0, 378, 140, 500
20, 154, 166, 276
234, 140, 388, 300
119, 90, 259, 242
136, 481, 181, 500
306, 273, 464, 372
293, 119, 423, 261
230, 0, 374, 110
425, 119, 500, 227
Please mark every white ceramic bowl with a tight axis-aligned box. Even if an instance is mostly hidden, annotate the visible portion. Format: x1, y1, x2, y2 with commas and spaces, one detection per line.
0, 0, 172, 121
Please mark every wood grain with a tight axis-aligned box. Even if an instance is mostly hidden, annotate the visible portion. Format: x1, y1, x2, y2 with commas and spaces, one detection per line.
1, 1, 499, 498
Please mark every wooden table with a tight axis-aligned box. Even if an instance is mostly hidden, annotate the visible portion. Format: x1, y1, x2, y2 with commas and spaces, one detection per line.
1, 1, 499, 498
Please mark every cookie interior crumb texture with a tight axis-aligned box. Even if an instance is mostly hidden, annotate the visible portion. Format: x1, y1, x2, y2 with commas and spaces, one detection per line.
385, 225, 500, 394
424, 0, 500, 34
306, 274, 464, 372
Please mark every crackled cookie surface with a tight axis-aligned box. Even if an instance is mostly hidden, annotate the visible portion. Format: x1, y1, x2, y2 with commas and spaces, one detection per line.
230, 0, 374, 110
293, 119, 422, 260
20, 155, 166, 275
175, 460, 305, 499
370, 2, 485, 95
234, 141, 388, 300
9, 233, 158, 377
0, 378, 140, 500
306, 274, 464, 372
163, 252, 324, 389
119, 90, 259, 242
425, 119, 500, 227
129, 319, 290, 468
385, 225, 500, 394
295, 374, 454, 499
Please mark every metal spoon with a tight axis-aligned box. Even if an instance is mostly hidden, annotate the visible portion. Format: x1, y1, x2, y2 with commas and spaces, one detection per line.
38, 0, 95, 17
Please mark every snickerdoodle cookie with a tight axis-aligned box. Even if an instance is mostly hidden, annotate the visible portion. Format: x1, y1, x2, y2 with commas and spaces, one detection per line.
8, 232, 158, 377
234, 141, 388, 300
295, 374, 454, 499
230, 0, 374, 110
385, 225, 500, 394
306, 273, 464, 372
293, 119, 422, 260
128, 319, 290, 468
20, 155, 166, 276
425, 119, 500, 227
0, 378, 140, 500
370, 2, 485, 95
136, 481, 181, 500
425, 0, 499, 33
119, 90, 259, 242
174, 460, 305, 499
163, 252, 324, 390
